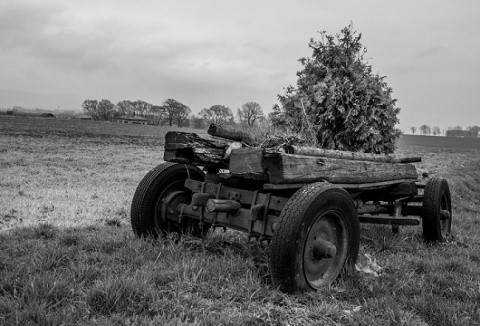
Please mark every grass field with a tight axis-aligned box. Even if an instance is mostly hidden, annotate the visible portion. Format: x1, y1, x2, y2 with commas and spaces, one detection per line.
1, 117, 480, 325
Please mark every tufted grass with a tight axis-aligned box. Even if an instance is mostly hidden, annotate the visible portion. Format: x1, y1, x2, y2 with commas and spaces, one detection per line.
1, 117, 480, 325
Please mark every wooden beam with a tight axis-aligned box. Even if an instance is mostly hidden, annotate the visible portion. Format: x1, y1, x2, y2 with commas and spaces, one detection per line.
284, 145, 421, 163
263, 152, 418, 184
207, 124, 254, 144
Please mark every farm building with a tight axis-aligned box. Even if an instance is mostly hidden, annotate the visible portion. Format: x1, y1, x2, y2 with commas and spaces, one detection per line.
446, 130, 477, 138
116, 117, 149, 125
9, 111, 56, 118
39, 113, 56, 118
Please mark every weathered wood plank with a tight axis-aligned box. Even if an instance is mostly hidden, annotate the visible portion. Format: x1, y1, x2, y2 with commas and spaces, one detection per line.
163, 131, 229, 167
284, 145, 421, 163
229, 148, 268, 179
165, 131, 229, 150
264, 152, 418, 184
164, 132, 421, 184
164, 148, 229, 167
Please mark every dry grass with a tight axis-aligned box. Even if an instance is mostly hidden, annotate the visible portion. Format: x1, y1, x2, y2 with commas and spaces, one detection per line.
0, 133, 154, 230
1, 117, 480, 325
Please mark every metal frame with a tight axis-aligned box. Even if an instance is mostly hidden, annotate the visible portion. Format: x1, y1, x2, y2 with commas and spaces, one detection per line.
172, 178, 426, 240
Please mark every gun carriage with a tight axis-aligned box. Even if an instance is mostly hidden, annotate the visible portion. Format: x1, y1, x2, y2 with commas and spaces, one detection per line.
130, 126, 452, 293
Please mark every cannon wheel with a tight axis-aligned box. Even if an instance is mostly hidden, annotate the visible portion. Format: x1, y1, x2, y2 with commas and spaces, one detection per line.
270, 182, 360, 293
131, 162, 209, 238
422, 176, 452, 242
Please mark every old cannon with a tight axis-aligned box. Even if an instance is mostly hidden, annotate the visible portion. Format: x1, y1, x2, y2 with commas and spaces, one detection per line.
130, 126, 452, 293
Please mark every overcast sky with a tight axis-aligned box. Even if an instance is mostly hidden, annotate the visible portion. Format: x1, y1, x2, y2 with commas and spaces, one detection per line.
1, 0, 479, 132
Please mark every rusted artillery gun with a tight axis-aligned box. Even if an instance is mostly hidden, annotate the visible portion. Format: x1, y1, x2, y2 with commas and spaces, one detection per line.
130, 126, 452, 293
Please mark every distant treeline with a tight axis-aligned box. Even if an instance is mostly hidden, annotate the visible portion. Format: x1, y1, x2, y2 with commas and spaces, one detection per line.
411, 124, 480, 138
445, 129, 478, 138
0, 107, 82, 119
80, 99, 268, 129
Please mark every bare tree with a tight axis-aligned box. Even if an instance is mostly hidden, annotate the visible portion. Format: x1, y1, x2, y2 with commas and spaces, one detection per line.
115, 100, 134, 118
82, 100, 99, 120
199, 105, 234, 126
410, 126, 417, 135
149, 105, 165, 125
176, 105, 191, 127
419, 124, 431, 135
163, 98, 190, 126
189, 115, 207, 129
131, 100, 152, 117
468, 126, 480, 138
96, 99, 115, 121
238, 102, 264, 126
432, 126, 441, 136
82, 99, 115, 121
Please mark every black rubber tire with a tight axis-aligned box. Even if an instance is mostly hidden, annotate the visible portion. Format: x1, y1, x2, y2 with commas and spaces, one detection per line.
131, 162, 208, 238
270, 182, 360, 293
422, 176, 452, 242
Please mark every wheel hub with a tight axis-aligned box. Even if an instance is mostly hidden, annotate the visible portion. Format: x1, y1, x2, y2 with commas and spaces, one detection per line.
440, 210, 450, 220
312, 238, 337, 260
159, 190, 189, 223
303, 212, 348, 289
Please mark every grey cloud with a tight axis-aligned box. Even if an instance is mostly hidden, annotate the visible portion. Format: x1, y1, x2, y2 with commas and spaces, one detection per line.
0, 1, 288, 107
415, 46, 451, 59
0, 2, 110, 72
1, 2, 173, 75
0, 2, 63, 46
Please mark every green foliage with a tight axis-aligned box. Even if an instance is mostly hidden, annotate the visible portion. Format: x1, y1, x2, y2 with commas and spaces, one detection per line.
268, 104, 285, 130
277, 24, 401, 154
